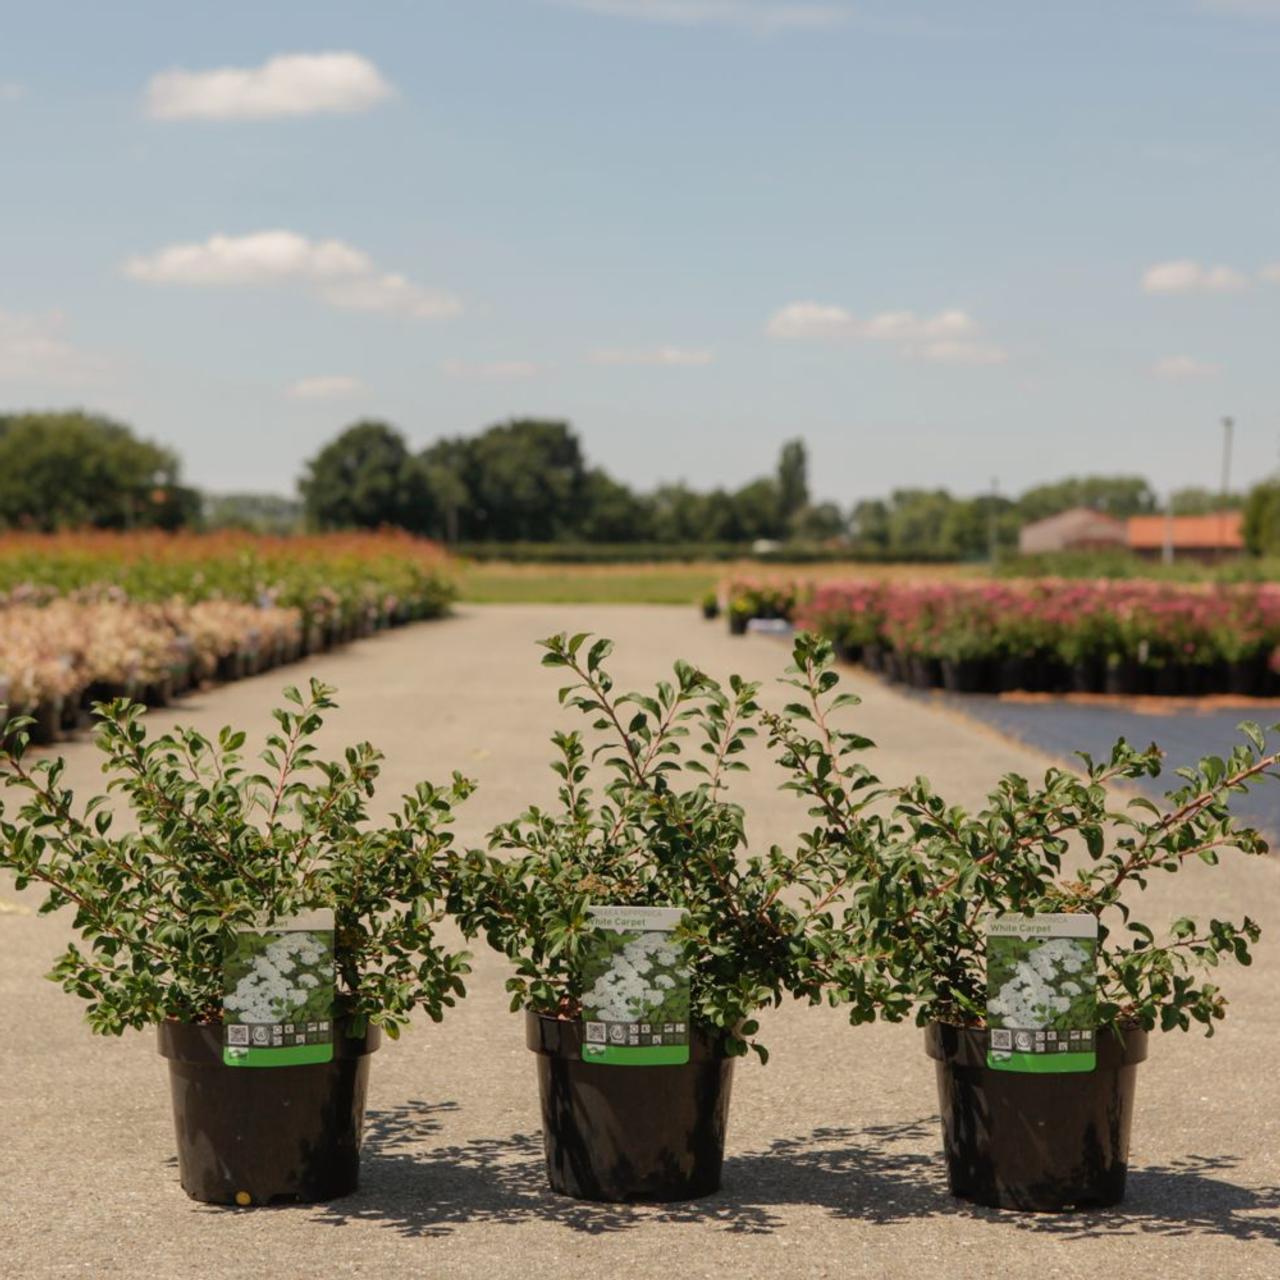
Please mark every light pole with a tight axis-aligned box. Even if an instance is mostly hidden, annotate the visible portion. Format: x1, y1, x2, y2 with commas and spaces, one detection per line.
1220, 416, 1235, 562
988, 476, 999, 566
1221, 416, 1234, 499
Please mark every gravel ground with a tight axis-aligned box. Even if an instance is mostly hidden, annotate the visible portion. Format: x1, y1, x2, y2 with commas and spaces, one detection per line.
2, 605, 1277, 1278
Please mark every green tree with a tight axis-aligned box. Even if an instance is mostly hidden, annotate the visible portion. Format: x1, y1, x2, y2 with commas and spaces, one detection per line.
422, 463, 470, 544
299, 420, 432, 532
1017, 475, 1157, 523
777, 438, 809, 520
203, 493, 303, 534
850, 498, 890, 552
939, 495, 1019, 560
788, 501, 848, 543
577, 469, 655, 542
884, 489, 961, 558
0, 411, 190, 530
650, 484, 708, 542
733, 477, 784, 541
1171, 487, 1244, 515
452, 419, 587, 542
1243, 482, 1280, 555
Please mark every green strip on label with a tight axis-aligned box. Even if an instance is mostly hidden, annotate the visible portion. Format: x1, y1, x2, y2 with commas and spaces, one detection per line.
987, 1050, 1096, 1075
224, 1042, 334, 1069
583, 1043, 690, 1066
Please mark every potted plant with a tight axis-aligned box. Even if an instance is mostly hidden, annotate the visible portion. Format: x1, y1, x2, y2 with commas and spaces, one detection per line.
769, 632, 1277, 1212
451, 633, 858, 1204
727, 598, 752, 636
700, 590, 720, 620
0, 680, 472, 1206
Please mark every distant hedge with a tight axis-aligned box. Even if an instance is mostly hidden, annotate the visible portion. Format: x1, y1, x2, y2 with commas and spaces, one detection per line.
455, 541, 967, 565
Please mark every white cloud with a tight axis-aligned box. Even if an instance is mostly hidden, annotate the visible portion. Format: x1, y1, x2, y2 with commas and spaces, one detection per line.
555, 0, 847, 29
146, 52, 393, 121
1152, 355, 1221, 381
442, 358, 541, 380
767, 302, 979, 341
765, 301, 857, 338
1141, 259, 1248, 294
124, 230, 461, 319
0, 309, 106, 384
590, 346, 714, 366
125, 230, 370, 285
766, 301, 1004, 363
287, 374, 363, 399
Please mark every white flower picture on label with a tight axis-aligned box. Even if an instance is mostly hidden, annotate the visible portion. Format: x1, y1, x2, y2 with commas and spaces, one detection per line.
582, 930, 688, 1025
223, 929, 334, 1028
987, 935, 1094, 1032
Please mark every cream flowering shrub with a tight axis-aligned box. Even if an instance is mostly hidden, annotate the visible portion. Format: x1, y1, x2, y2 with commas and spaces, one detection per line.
767, 632, 1280, 1037
0, 529, 456, 715
0, 597, 304, 711
0, 680, 472, 1036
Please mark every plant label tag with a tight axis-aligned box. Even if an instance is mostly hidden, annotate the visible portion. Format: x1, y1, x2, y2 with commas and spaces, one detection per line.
580, 905, 691, 1066
222, 909, 336, 1068
985, 913, 1097, 1074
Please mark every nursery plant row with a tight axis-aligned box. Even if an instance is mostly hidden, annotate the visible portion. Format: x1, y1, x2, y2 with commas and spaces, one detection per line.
1, 632, 1273, 1215
723, 577, 1280, 696
0, 530, 456, 737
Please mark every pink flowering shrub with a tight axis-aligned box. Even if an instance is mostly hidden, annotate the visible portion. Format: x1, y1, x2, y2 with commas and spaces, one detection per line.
800, 578, 1280, 693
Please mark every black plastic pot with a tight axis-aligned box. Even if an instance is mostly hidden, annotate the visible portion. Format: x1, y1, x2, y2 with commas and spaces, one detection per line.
941, 658, 987, 694
30, 699, 63, 746
526, 1011, 735, 1203
835, 639, 862, 665
926, 1022, 1148, 1212
60, 696, 85, 733
143, 675, 174, 708
158, 1018, 380, 1206
908, 655, 941, 689
1226, 657, 1265, 697
997, 656, 1031, 692
1104, 659, 1148, 697
1069, 659, 1105, 694
728, 611, 749, 636
1151, 663, 1184, 697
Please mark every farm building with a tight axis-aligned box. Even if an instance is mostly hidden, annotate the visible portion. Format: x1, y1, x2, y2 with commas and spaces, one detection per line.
1017, 507, 1128, 555
1127, 511, 1245, 561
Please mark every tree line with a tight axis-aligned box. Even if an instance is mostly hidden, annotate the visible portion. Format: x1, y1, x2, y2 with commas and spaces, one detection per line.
299, 419, 828, 545
0, 409, 1270, 559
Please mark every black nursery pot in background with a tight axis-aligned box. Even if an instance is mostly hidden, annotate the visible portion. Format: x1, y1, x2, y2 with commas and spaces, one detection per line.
158, 1017, 381, 1206
526, 1011, 735, 1203
926, 1023, 1148, 1212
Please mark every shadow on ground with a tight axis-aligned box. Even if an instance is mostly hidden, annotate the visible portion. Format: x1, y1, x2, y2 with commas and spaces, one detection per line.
308, 1101, 1280, 1242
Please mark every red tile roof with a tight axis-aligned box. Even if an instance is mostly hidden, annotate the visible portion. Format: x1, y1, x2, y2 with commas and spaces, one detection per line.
1127, 511, 1244, 551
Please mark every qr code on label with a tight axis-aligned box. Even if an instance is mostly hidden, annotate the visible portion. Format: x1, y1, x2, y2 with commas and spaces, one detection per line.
990, 1029, 1012, 1050
227, 1025, 250, 1046
585, 1022, 606, 1044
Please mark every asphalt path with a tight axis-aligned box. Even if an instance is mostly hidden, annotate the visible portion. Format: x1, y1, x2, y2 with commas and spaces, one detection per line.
2, 605, 1277, 1278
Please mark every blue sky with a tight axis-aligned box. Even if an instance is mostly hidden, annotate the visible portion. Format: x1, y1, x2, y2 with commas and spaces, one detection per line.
2, 0, 1279, 503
